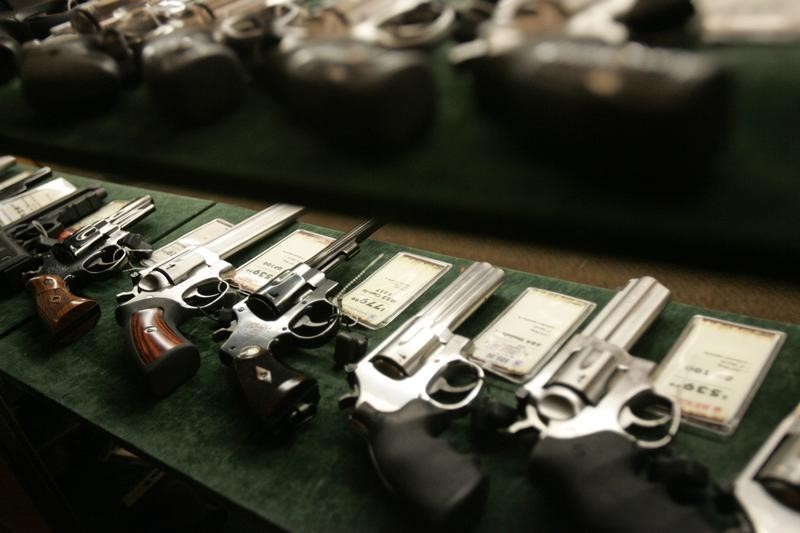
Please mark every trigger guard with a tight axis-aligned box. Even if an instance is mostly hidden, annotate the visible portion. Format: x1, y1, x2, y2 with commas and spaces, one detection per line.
182, 280, 229, 310
288, 301, 340, 342
82, 245, 127, 275
422, 357, 484, 412
619, 403, 681, 449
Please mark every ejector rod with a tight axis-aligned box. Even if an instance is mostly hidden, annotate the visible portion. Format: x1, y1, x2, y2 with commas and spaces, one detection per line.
203, 204, 305, 260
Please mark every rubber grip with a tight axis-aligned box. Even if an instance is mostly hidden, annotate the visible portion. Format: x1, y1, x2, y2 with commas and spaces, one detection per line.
351, 400, 488, 527
27, 274, 100, 344
231, 344, 319, 434
123, 306, 199, 397
529, 432, 715, 533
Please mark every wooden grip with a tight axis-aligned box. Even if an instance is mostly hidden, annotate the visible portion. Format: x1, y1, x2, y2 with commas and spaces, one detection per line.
125, 307, 199, 396
129, 308, 187, 365
27, 274, 101, 344
232, 345, 319, 433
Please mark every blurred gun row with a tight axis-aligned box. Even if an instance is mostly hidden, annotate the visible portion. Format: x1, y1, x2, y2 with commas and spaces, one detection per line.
0, 1, 790, 158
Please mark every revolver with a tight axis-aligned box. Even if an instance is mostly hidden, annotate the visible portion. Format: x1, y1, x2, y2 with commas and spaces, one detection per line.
734, 403, 800, 533
0, 185, 107, 295
507, 276, 719, 532
449, 0, 730, 171
339, 261, 505, 526
213, 219, 382, 434
18, 0, 233, 116
22, 194, 154, 344
271, 0, 453, 150
115, 203, 303, 397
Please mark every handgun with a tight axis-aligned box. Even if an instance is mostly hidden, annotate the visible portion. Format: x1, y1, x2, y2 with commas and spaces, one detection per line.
0, 166, 52, 200
269, 0, 452, 150
508, 276, 715, 532
19, 0, 226, 116
0, 185, 107, 295
115, 204, 303, 397
0, 0, 75, 84
213, 219, 382, 433
734, 403, 800, 533
24, 195, 155, 344
339, 261, 505, 526
449, 0, 729, 171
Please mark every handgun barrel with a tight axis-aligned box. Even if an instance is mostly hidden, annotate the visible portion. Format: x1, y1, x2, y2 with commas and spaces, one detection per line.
582, 276, 670, 351
107, 195, 156, 230
205, 203, 304, 260
417, 261, 505, 332
305, 219, 382, 272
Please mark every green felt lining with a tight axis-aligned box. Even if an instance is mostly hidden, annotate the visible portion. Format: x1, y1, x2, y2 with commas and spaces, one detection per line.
1, 44, 799, 275
0, 192, 797, 532
0, 166, 215, 335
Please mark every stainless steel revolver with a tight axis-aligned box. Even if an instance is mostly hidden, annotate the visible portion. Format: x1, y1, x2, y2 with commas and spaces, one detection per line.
735, 403, 800, 533
510, 275, 679, 448
340, 261, 505, 526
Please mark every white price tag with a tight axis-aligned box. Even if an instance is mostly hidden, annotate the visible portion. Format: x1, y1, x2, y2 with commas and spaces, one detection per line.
140, 218, 234, 267
341, 252, 451, 329
234, 229, 334, 292
653, 315, 786, 436
470, 287, 595, 382
0, 177, 76, 225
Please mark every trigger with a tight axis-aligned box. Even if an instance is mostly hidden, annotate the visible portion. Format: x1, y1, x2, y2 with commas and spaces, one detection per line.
120, 233, 151, 257
428, 376, 479, 395
116, 290, 135, 304
212, 326, 233, 343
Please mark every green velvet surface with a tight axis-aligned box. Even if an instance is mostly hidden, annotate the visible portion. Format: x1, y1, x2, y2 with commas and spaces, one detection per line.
0, 168, 215, 335
0, 200, 797, 532
1, 44, 799, 273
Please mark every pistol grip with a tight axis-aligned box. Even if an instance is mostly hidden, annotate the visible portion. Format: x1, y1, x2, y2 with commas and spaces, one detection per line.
230, 345, 319, 434
529, 432, 714, 533
122, 305, 199, 397
27, 274, 100, 344
351, 400, 488, 527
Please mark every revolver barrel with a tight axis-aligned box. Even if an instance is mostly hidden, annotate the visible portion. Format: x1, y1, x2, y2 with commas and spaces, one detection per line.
106, 194, 157, 229
375, 261, 505, 375
582, 276, 671, 351
203, 203, 305, 260
305, 219, 383, 272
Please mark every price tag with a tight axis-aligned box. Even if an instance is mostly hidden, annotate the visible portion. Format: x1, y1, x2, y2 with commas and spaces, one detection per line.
140, 218, 234, 267
234, 229, 334, 292
341, 252, 451, 329
0, 178, 76, 225
470, 287, 595, 382
653, 315, 786, 436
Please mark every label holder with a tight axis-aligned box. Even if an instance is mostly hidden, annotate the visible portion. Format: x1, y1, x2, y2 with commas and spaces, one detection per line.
653, 314, 786, 437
